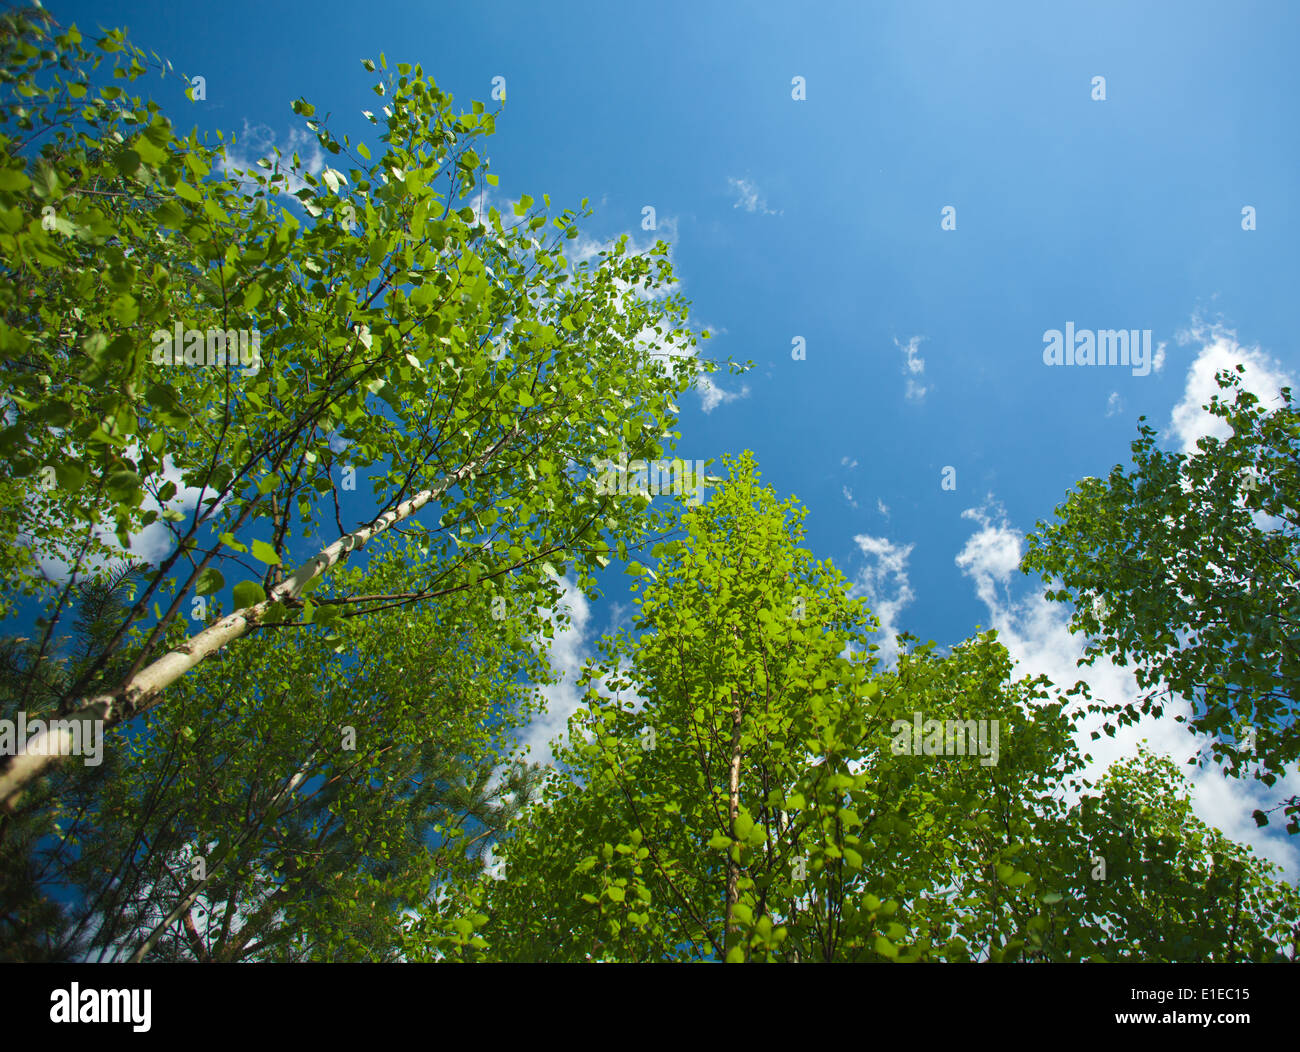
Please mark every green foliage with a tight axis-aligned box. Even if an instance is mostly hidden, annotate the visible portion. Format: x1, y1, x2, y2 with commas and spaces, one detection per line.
1022, 367, 1300, 833
1060, 748, 1300, 961
0, 10, 720, 790
6, 536, 547, 961
0, 560, 148, 960
407, 454, 1300, 962
0, 12, 729, 954
3, 11, 1291, 967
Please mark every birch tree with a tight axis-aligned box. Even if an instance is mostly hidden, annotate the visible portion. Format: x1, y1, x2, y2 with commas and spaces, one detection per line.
407, 453, 1299, 962
0, 14, 720, 805
3, 532, 546, 962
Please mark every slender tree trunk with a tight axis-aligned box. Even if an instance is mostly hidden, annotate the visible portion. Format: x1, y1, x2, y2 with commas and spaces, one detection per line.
1226, 872, 1243, 960
724, 685, 743, 956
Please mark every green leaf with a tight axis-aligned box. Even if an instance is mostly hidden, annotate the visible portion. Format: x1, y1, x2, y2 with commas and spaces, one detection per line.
251, 539, 281, 565
314, 602, 340, 625
105, 470, 142, 503
113, 148, 142, 178
195, 568, 225, 596
0, 167, 31, 191
232, 581, 267, 609
134, 135, 168, 167
54, 463, 86, 491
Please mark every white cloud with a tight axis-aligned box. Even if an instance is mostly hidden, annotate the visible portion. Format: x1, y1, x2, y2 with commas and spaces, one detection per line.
515, 577, 592, 766
842, 485, 858, 509
130, 459, 221, 565
700, 378, 751, 414
849, 534, 916, 668
895, 335, 928, 402
217, 123, 327, 203
1105, 391, 1122, 417
876, 497, 890, 519
513, 576, 647, 772
1169, 320, 1294, 455
566, 234, 608, 270
953, 499, 1300, 880
31, 445, 221, 585
726, 177, 782, 216
513, 575, 654, 779
953, 503, 1023, 612
841, 456, 858, 470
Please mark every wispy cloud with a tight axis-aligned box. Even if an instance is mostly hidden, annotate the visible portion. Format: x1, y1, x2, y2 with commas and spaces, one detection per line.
700, 377, 751, 413
849, 534, 916, 668
517, 577, 593, 767
727, 176, 783, 216
217, 122, 327, 203
895, 335, 928, 402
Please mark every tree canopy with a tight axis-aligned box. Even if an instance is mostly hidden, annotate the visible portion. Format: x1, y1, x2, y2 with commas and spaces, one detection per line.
0, 11, 1293, 964
1022, 367, 1299, 835
405, 455, 1299, 962
0, 10, 712, 807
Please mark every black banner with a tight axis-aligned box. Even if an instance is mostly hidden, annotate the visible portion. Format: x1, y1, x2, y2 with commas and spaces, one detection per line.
2, 962, 1290, 1038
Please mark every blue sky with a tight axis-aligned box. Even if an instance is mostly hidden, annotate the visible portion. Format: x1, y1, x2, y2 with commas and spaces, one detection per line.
47, 0, 1300, 876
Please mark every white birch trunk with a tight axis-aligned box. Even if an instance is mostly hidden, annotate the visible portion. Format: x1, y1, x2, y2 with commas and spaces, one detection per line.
0, 434, 513, 809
